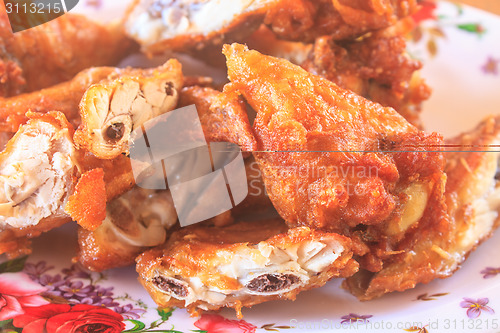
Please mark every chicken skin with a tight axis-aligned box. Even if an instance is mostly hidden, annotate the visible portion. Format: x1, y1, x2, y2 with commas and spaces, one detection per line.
302, 20, 430, 127
223, 43, 447, 286
136, 218, 357, 318
345, 116, 500, 299
0, 7, 136, 97
0, 66, 117, 134
124, 0, 417, 55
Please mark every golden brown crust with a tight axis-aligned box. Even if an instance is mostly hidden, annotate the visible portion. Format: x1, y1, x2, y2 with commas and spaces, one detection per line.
0, 67, 117, 133
179, 86, 257, 152
136, 218, 357, 318
302, 19, 430, 127
264, 0, 419, 43
65, 168, 107, 231
0, 3, 136, 96
345, 116, 500, 300
222, 44, 453, 301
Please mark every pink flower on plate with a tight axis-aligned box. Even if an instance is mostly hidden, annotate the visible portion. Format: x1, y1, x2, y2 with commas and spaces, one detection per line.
0, 272, 49, 321
194, 314, 257, 333
460, 298, 495, 319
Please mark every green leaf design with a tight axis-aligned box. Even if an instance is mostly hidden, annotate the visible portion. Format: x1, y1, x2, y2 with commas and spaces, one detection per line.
157, 308, 174, 321
0, 319, 22, 333
457, 23, 485, 34
191, 330, 208, 333
0, 256, 28, 274
124, 319, 147, 332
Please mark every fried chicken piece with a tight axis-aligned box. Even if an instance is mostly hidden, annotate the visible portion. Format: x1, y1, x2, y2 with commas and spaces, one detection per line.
0, 112, 139, 257
345, 116, 500, 299
178, 85, 257, 152
136, 218, 357, 318
0, 6, 136, 96
78, 187, 178, 272
223, 43, 447, 278
0, 112, 76, 257
0, 67, 117, 134
124, 0, 274, 54
302, 19, 431, 127
74, 60, 184, 159
124, 0, 416, 55
265, 0, 418, 43
77, 154, 273, 271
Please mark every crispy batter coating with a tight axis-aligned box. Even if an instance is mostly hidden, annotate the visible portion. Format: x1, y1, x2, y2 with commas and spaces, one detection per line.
345, 116, 500, 299
0, 67, 117, 134
0, 112, 139, 257
124, 0, 416, 55
265, 0, 418, 42
75, 60, 184, 159
77, 153, 136, 202
65, 168, 107, 231
223, 43, 447, 282
78, 187, 178, 272
136, 218, 357, 318
0, 5, 136, 96
178, 85, 257, 152
302, 20, 430, 127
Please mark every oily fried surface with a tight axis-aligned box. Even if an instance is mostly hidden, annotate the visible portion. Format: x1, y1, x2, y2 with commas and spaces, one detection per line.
264, 0, 418, 43
302, 20, 430, 127
345, 116, 500, 300
444, 117, 500, 264
0, 6, 136, 96
0, 67, 116, 133
125, 0, 416, 56
77, 152, 135, 202
65, 168, 107, 231
179, 85, 257, 151
223, 43, 449, 296
136, 218, 357, 318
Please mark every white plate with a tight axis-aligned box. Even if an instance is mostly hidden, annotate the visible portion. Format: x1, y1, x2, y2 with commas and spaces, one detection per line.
2, 1, 500, 333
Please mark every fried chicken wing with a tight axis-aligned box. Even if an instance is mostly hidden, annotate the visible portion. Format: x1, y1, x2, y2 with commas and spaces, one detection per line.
302, 20, 430, 127
124, 0, 417, 55
223, 43, 447, 281
0, 112, 138, 258
0, 66, 117, 134
0, 6, 136, 96
78, 187, 178, 272
74, 60, 184, 159
136, 218, 357, 318
345, 116, 500, 299
265, 0, 418, 43
0, 112, 76, 257
124, 0, 275, 54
